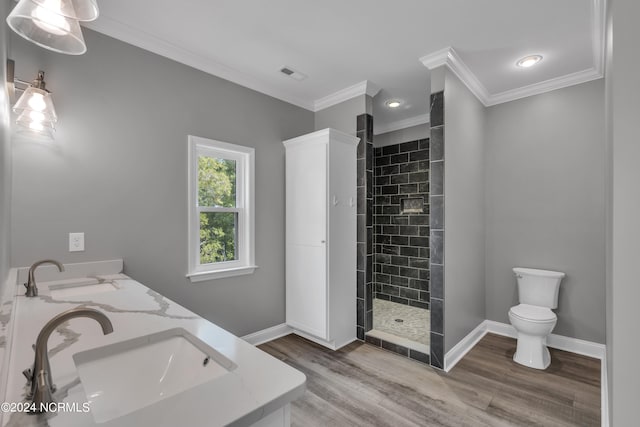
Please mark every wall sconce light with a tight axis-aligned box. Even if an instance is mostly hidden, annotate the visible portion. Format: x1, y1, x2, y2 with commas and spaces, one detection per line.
6, 0, 99, 55
7, 59, 58, 139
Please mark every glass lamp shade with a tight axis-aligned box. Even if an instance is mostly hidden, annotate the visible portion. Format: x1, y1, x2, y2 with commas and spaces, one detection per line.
32, 0, 99, 21
15, 110, 56, 139
6, 0, 87, 55
12, 87, 58, 123
13, 87, 58, 139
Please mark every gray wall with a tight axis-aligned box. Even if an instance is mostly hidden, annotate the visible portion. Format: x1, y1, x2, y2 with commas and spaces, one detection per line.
314, 96, 367, 135
610, 0, 640, 422
485, 79, 606, 343
9, 30, 314, 336
373, 123, 430, 148
0, 0, 11, 294
443, 69, 486, 353
604, 0, 613, 421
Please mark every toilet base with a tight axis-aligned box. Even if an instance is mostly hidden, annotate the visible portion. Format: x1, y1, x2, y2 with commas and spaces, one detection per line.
513, 333, 551, 370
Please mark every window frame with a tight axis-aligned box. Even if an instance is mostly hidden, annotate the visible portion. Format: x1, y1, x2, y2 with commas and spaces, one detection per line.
187, 135, 256, 282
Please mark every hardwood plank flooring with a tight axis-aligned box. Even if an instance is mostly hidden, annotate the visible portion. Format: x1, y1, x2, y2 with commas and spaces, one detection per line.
259, 333, 600, 426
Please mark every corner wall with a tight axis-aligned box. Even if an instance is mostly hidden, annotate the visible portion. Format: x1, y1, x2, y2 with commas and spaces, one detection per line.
441, 69, 486, 355
8, 30, 314, 336
610, 0, 640, 423
484, 79, 606, 343
314, 96, 367, 135
0, 0, 12, 293
604, 0, 613, 421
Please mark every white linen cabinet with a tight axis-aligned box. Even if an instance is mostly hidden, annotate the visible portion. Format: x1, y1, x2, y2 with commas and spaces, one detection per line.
283, 128, 359, 350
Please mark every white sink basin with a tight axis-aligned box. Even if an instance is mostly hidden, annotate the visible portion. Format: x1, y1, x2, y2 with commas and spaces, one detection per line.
47, 278, 119, 299
73, 328, 236, 423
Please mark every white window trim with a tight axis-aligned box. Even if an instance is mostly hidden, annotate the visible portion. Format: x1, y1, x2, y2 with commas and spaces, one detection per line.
187, 135, 257, 282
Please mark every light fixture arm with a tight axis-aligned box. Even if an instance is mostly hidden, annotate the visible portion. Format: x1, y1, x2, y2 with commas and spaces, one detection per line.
30, 71, 48, 91
6, 61, 51, 95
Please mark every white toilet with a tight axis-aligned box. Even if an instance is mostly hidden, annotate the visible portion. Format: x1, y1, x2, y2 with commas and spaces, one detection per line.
508, 267, 565, 370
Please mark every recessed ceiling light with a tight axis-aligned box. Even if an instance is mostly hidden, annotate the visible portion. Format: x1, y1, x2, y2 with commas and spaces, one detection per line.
516, 55, 543, 68
385, 100, 401, 108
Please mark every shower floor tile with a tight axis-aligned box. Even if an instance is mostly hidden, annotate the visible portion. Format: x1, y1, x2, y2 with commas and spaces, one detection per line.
371, 299, 430, 351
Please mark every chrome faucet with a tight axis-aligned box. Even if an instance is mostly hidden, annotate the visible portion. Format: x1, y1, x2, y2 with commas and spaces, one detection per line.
24, 259, 65, 297
23, 308, 113, 411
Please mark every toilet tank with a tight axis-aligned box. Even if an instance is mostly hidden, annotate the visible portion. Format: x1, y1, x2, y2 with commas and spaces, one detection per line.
513, 267, 565, 309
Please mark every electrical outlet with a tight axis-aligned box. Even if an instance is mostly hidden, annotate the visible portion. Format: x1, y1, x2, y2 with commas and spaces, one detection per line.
69, 232, 85, 252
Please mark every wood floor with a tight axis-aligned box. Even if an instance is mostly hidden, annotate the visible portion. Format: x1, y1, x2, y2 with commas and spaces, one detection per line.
259, 333, 600, 427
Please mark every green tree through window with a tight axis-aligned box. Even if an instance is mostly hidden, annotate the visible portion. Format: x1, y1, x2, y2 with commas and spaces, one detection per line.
198, 156, 237, 264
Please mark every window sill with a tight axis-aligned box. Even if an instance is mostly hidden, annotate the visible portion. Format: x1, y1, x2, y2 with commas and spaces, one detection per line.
186, 265, 258, 283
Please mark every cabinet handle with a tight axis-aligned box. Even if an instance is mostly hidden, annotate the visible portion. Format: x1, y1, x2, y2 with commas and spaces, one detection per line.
321, 240, 326, 243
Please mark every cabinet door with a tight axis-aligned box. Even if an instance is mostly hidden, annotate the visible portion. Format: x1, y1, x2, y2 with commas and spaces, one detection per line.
286, 143, 327, 246
286, 244, 327, 338
285, 142, 328, 339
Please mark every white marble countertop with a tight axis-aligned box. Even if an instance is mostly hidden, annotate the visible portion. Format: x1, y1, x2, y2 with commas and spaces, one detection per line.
0, 261, 305, 427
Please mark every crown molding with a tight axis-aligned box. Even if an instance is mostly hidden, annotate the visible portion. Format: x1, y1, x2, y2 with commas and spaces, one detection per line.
374, 113, 430, 136
83, 16, 315, 111
420, 46, 491, 106
485, 67, 603, 106
313, 80, 381, 112
86, 1, 605, 113
420, 0, 605, 107
419, 46, 454, 69
420, 46, 604, 107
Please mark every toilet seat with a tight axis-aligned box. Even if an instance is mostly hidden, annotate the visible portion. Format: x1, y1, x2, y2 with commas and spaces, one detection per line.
509, 304, 556, 323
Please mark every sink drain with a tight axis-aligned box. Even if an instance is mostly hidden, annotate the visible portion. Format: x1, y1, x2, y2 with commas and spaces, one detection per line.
394, 318, 404, 323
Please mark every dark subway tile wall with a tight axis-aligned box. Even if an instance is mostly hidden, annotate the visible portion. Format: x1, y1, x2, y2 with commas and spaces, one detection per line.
356, 114, 375, 337
373, 139, 430, 308
430, 92, 444, 127
429, 91, 445, 370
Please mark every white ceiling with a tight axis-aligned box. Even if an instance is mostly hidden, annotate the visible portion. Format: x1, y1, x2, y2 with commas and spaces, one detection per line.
84, 0, 605, 134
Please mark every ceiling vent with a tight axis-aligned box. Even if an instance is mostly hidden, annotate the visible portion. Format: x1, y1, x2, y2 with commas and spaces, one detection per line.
280, 66, 307, 81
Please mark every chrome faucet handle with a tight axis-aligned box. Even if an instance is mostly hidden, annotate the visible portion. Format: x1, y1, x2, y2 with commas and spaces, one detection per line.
24, 259, 65, 297
22, 368, 32, 384
26, 308, 113, 412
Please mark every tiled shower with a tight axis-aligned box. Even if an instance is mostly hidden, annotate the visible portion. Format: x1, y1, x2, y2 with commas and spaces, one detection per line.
366, 138, 431, 360
373, 141, 430, 308
356, 93, 445, 369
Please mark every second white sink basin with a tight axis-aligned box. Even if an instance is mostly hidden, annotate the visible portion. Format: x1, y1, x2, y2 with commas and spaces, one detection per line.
47, 278, 119, 299
73, 328, 236, 423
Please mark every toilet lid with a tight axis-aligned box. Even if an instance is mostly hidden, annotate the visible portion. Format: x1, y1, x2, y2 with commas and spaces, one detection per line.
510, 304, 556, 322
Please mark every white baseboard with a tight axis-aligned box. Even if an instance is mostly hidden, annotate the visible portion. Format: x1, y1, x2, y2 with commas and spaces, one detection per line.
289, 329, 342, 350
483, 320, 518, 339
241, 323, 292, 346
484, 320, 606, 360
601, 353, 609, 427
445, 319, 606, 370
241, 323, 356, 351
444, 321, 488, 372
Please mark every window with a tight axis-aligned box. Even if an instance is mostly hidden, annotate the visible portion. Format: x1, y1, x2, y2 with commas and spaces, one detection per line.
187, 135, 256, 282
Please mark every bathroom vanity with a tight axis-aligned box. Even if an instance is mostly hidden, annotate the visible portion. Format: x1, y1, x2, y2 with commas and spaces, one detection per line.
0, 260, 305, 427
